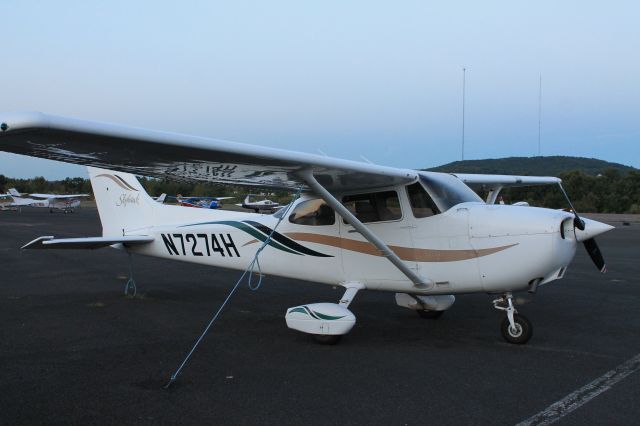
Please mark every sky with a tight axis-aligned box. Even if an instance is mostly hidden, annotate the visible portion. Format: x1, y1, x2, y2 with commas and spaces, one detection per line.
0, 0, 638, 179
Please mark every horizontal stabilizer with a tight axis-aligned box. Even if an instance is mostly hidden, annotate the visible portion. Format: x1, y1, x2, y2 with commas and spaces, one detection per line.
22, 235, 154, 250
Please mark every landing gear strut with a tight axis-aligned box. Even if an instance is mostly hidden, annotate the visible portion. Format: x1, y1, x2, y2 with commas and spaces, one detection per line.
311, 285, 361, 345
493, 292, 532, 344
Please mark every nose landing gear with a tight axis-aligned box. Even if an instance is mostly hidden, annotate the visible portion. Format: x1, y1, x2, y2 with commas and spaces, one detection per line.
493, 292, 533, 344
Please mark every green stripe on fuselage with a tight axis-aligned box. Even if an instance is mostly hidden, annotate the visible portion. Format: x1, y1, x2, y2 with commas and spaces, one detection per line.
179, 220, 302, 255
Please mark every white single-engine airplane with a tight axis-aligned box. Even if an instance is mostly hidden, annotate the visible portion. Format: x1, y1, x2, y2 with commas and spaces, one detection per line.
239, 194, 281, 213
0, 113, 613, 344
8, 187, 89, 213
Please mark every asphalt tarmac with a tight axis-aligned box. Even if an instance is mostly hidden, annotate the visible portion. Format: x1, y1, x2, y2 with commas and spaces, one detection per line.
1, 208, 639, 425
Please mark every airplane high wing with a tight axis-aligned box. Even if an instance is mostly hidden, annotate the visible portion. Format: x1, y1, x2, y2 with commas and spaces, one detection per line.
0, 111, 615, 349
452, 174, 561, 204
0, 112, 416, 192
29, 193, 90, 200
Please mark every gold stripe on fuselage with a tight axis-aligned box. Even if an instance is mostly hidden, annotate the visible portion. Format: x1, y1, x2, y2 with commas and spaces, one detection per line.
243, 232, 517, 262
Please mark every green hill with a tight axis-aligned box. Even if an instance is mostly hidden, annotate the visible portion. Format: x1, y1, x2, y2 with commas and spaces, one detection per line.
428, 156, 636, 176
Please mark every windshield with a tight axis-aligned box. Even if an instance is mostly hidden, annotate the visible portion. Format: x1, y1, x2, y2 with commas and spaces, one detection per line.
418, 172, 483, 211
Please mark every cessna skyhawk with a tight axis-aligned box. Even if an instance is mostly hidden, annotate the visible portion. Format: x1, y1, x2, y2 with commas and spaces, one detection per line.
7, 188, 89, 213
175, 195, 234, 209
239, 194, 281, 213
0, 112, 613, 344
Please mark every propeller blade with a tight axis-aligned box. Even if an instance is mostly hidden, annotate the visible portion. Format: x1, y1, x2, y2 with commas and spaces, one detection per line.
583, 238, 606, 273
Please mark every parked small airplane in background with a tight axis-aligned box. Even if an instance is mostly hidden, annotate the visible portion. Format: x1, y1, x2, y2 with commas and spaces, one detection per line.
239, 194, 281, 213
0, 112, 614, 346
176, 195, 234, 209
7, 188, 90, 213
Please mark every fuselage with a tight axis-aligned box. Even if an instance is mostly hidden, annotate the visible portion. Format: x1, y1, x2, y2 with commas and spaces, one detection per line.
128, 197, 578, 296
8, 195, 82, 211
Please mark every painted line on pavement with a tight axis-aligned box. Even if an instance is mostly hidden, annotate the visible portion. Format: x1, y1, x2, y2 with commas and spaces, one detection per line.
516, 352, 640, 426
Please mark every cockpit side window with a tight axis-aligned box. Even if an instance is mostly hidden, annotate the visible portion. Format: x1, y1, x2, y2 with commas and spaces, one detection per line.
288, 199, 335, 226
406, 182, 440, 218
341, 190, 402, 223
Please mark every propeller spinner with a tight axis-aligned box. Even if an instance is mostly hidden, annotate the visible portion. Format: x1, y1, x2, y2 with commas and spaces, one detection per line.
573, 217, 614, 273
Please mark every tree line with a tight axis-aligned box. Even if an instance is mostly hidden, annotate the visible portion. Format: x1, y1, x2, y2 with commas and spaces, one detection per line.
0, 175, 292, 204
2, 168, 639, 213
0, 175, 92, 195
500, 169, 640, 213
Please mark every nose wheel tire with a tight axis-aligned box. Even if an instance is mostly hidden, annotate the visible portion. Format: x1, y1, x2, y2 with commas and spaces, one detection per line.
501, 314, 532, 344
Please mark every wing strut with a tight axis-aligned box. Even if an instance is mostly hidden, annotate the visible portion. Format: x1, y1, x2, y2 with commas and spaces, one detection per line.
300, 169, 432, 290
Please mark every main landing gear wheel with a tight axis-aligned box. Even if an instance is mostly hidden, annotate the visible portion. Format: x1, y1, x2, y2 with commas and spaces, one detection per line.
417, 309, 444, 319
500, 314, 532, 344
312, 334, 342, 345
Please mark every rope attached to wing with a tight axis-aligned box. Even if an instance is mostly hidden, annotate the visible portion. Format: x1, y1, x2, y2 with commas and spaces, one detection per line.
163, 188, 302, 389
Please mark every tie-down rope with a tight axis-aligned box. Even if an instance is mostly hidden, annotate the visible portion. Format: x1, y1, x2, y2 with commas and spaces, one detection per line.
164, 188, 302, 389
124, 252, 137, 297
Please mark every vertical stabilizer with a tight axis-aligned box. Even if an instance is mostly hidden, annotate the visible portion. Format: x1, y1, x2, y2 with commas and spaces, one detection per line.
88, 167, 157, 236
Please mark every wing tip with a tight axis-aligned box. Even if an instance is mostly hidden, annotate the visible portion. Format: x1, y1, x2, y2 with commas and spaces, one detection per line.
0, 111, 49, 133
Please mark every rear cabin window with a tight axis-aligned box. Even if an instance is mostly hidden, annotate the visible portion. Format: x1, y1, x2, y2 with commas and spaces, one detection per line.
406, 182, 440, 218
288, 199, 335, 226
341, 190, 401, 224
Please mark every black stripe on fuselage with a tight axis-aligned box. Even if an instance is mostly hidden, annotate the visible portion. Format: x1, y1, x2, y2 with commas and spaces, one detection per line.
243, 220, 333, 258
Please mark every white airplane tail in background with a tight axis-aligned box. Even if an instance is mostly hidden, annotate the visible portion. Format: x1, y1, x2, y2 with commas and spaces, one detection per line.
8, 188, 22, 197
88, 167, 157, 236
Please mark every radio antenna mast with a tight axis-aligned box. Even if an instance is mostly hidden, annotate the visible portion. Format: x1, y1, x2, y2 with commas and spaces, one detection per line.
538, 74, 542, 156
461, 67, 466, 161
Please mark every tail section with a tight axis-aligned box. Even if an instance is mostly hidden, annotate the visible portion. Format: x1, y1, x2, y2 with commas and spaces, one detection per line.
243, 194, 254, 206
8, 188, 21, 197
88, 167, 157, 236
